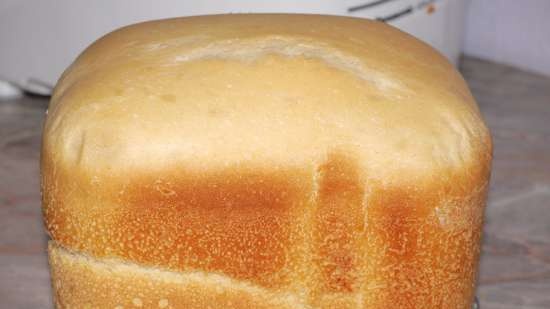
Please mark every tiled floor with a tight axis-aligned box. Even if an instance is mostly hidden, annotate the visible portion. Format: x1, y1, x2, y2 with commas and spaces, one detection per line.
1, 56, 549, 308
462, 58, 550, 309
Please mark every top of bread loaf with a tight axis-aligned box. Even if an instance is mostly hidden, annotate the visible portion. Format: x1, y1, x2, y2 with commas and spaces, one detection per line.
43, 14, 490, 183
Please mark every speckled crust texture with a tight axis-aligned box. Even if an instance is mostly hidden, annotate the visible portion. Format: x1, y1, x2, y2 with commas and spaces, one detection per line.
48, 243, 308, 309
42, 14, 492, 309
45, 152, 490, 308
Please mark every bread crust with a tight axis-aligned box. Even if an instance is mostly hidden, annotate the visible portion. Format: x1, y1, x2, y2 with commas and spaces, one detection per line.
48, 242, 309, 309
42, 14, 492, 308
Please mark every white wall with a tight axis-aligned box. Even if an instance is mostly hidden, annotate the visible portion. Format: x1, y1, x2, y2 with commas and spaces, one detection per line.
1, 0, 468, 93
464, 0, 550, 76
0, 0, 344, 92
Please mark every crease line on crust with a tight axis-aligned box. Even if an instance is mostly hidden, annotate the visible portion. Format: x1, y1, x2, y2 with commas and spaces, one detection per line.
48, 241, 312, 309
167, 36, 403, 93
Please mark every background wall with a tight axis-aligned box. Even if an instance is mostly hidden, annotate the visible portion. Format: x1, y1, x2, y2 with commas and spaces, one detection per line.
0, 0, 339, 93
0, 0, 468, 94
464, 0, 550, 77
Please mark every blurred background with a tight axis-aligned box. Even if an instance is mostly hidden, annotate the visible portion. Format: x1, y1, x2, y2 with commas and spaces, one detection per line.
1, 1, 549, 308
1, 0, 550, 95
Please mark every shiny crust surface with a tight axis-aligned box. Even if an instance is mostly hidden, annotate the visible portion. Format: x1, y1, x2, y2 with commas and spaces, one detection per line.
42, 14, 492, 308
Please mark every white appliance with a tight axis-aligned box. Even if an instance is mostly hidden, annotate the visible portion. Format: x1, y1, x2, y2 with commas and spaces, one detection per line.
0, 0, 469, 95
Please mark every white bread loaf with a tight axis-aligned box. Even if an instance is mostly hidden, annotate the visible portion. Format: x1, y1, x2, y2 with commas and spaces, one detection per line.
41, 14, 492, 309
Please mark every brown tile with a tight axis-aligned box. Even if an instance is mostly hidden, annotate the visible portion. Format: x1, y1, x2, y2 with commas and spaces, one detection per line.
1, 56, 550, 308
478, 278, 550, 309
0, 254, 53, 309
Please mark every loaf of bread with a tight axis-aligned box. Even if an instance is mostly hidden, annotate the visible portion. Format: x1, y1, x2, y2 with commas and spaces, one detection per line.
42, 14, 492, 309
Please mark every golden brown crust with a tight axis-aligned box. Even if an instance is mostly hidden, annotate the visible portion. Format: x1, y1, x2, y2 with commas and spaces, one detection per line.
48, 242, 309, 309
42, 14, 492, 308
44, 151, 490, 308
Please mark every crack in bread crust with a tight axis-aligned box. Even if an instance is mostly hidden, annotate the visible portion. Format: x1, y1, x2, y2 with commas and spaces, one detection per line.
48, 242, 311, 309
